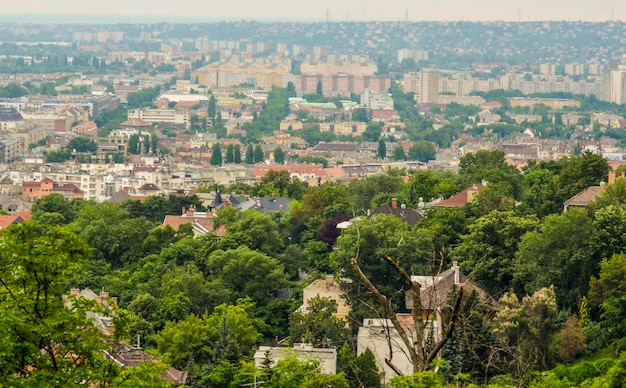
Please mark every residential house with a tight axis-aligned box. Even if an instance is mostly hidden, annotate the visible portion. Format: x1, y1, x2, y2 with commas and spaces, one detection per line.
298, 274, 350, 321
434, 183, 484, 208
476, 110, 500, 125
358, 262, 489, 383
23, 177, 84, 201
370, 198, 423, 226
161, 207, 226, 237
65, 288, 188, 385
0, 214, 24, 229
254, 344, 337, 375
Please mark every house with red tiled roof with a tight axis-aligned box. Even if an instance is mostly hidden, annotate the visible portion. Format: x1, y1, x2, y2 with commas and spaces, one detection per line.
0, 214, 23, 229
161, 208, 226, 237
434, 183, 485, 208
372, 109, 400, 123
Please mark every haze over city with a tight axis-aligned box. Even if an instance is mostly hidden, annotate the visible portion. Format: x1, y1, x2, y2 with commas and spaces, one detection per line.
2, 0, 624, 22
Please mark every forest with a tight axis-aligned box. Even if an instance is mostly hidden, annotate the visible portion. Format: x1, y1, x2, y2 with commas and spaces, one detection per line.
4, 150, 626, 387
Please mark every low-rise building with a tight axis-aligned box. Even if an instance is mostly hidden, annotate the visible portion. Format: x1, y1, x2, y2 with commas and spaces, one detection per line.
254, 344, 337, 374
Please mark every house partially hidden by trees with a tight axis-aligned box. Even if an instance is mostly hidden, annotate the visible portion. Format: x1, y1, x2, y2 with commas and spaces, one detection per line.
357, 262, 488, 383
298, 274, 350, 321
161, 207, 226, 237
64, 288, 188, 385
253, 343, 337, 375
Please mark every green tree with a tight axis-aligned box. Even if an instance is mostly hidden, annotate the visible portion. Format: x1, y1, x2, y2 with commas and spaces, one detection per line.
555, 152, 610, 205
377, 138, 387, 159
225, 143, 235, 163
266, 355, 349, 388
246, 144, 255, 164
289, 296, 349, 349
363, 122, 382, 141
387, 371, 446, 388
151, 133, 158, 154
455, 211, 540, 297
351, 108, 369, 122
234, 145, 242, 163
254, 144, 264, 163
211, 143, 223, 166
459, 150, 522, 199
128, 134, 140, 155
0, 222, 118, 385
156, 299, 262, 371
408, 141, 437, 162
316, 80, 323, 96
31, 194, 79, 223
494, 287, 559, 373
274, 146, 285, 164
347, 172, 403, 213
207, 246, 288, 303
338, 344, 382, 388
392, 145, 406, 160
588, 253, 626, 311
208, 95, 216, 118
513, 209, 594, 311
67, 136, 98, 153
330, 216, 462, 372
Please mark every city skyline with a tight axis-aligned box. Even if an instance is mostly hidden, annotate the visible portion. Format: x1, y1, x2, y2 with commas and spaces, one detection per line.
1, 0, 624, 23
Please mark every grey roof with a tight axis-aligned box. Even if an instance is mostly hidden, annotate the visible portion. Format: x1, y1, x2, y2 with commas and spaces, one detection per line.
108, 190, 131, 204
211, 191, 224, 209
0, 113, 22, 121
371, 204, 423, 226
312, 142, 358, 152
236, 196, 291, 213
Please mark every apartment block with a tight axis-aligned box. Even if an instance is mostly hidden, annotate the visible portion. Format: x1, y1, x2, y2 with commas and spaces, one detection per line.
128, 109, 189, 127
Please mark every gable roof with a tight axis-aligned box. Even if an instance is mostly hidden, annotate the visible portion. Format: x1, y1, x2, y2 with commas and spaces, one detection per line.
434, 183, 484, 207
162, 214, 226, 237
371, 203, 422, 226
0, 215, 23, 229
405, 262, 490, 311
564, 185, 605, 208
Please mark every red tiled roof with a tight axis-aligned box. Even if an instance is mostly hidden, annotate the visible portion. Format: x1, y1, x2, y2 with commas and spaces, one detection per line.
0, 215, 23, 229
162, 214, 226, 237
434, 183, 484, 207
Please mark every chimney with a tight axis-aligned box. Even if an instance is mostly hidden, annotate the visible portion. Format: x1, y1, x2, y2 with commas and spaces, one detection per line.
70, 288, 80, 297
181, 207, 186, 215
99, 291, 109, 307
245, 195, 250, 201
609, 171, 616, 184
452, 261, 460, 285
325, 274, 334, 288
391, 198, 397, 209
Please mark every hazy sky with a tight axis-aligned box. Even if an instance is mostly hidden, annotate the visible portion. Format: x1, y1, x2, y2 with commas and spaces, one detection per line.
3, 0, 625, 22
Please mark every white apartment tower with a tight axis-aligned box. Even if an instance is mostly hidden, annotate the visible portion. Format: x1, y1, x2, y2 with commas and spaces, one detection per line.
602, 65, 626, 105
418, 68, 439, 105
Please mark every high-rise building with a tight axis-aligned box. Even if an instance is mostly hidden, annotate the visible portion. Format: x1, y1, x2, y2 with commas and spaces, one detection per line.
602, 65, 626, 104
397, 49, 429, 63
418, 68, 439, 104
539, 63, 556, 76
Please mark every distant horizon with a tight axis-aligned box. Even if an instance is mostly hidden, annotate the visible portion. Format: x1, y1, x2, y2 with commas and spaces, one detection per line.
0, 12, 624, 25
1, 0, 625, 24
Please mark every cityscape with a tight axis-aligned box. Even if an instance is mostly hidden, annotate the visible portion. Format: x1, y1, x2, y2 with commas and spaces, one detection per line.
2, 6, 626, 387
